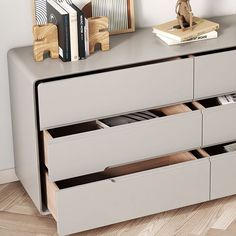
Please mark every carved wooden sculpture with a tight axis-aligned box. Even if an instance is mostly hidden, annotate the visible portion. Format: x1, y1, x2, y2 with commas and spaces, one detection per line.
88, 17, 110, 54
176, 0, 194, 30
33, 23, 59, 61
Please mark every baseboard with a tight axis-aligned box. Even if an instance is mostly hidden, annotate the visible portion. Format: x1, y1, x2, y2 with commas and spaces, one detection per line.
0, 168, 18, 185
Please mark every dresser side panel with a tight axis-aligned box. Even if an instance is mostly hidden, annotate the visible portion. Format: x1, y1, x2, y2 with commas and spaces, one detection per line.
8, 49, 43, 212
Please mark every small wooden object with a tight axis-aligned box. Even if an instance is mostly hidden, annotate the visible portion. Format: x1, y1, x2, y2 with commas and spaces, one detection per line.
176, 0, 194, 30
33, 23, 59, 62
88, 16, 110, 54
192, 101, 205, 110
157, 104, 191, 116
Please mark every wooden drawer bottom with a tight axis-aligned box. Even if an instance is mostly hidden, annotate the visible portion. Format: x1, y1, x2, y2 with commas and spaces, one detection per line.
45, 150, 210, 235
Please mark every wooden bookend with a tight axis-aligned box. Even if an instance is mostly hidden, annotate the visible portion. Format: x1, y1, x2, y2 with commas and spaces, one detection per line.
33, 23, 59, 62
88, 17, 110, 54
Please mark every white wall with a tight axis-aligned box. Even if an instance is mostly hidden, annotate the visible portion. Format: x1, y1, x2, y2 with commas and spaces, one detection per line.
0, 0, 33, 171
0, 0, 236, 173
135, 0, 236, 28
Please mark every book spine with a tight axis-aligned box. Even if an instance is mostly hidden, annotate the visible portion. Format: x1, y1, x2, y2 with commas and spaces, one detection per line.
157, 31, 217, 45
183, 31, 217, 42
152, 28, 181, 42
85, 18, 90, 57
78, 13, 86, 59
65, 9, 78, 61
63, 14, 71, 61
59, 1, 79, 62
182, 24, 219, 41
70, 13, 79, 61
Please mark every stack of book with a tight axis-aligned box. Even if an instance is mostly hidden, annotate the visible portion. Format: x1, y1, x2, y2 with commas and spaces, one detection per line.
46, 0, 90, 62
153, 17, 220, 45
224, 143, 236, 152
217, 94, 236, 105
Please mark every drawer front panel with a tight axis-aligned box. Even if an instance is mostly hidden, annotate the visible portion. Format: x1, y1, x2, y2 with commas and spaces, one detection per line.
38, 58, 193, 130
45, 111, 202, 181
53, 159, 210, 235
194, 50, 236, 99
202, 103, 236, 147
211, 152, 236, 199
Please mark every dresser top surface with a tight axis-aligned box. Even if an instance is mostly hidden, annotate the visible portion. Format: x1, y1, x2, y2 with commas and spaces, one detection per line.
8, 14, 236, 83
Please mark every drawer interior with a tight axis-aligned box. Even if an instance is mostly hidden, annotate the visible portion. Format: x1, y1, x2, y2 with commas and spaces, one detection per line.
48, 149, 207, 190
43, 102, 201, 181
45, 148, 208, 221
56, 150, 202, 189
47, 121, 102, 138
45, 103, 193, 138
203, 141, 236, 156
191, 93, 236, 110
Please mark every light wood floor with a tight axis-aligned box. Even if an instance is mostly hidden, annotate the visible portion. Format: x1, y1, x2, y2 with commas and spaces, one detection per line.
1, 182, 236, 236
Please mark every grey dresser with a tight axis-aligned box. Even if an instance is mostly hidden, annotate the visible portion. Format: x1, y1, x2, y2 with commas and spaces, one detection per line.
8, 15, 236, 236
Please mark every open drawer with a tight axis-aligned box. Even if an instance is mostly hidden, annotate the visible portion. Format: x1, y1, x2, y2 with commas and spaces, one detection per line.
43, 104, 202, 181
203, 142, 236, 200
192, 95, 236, 147
45, 150, 210, 235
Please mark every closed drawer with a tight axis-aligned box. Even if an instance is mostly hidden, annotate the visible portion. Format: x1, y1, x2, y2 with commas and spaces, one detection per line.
204, 143, 236, 199
43, 104, 202, 181
192, 96, 236, 147
194, 50, 236, 99
45, 150, 210, 235
38, 58, 193, 130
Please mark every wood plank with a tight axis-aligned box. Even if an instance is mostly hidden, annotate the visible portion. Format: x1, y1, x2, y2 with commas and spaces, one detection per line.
0, 182, 27, 211
206, 228, 235, 236
0, 211, 57, 235
211, 195, 236, 230
6, 196, 41, 217
0, 228, 38, 236
173, 198, 227, 235
2, 182, 236, 235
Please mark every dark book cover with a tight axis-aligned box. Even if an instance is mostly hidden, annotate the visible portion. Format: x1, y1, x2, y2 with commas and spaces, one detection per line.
70, 3, 86, 59
46, 0, 71, 62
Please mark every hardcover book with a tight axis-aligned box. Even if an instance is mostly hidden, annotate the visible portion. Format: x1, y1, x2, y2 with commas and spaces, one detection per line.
57, 1, 79, 61
224, 143, 236, 152
153, 17, 220, 42
155, 31, 218, 45
84, 17, 90, 57
217, 94, 236, 105
70, 3, 86, 59
46, 0, 71, 61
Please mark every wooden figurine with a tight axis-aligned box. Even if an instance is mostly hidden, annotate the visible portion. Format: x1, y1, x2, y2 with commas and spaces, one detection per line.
88, 17, 110, 54
176, 0, 194, 30
33, 23, 59, 61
